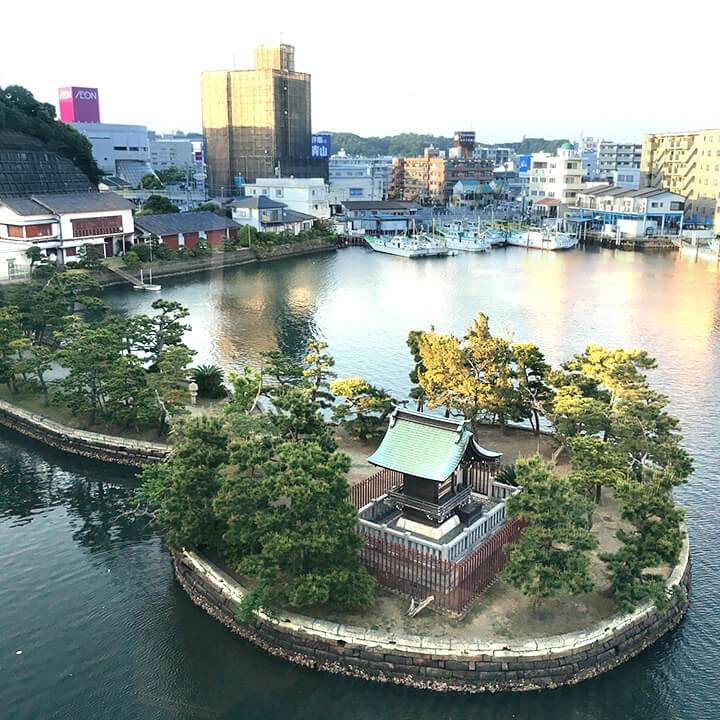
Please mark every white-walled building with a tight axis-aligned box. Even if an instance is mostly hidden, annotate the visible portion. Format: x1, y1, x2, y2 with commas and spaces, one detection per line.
148, 132, 204, 173
70, 122, 155, 186
0, 192, 134, 278
528, 143, 586, 206
613, 167, 644, 190
597, 141, 642, 181
230, 196, 316, 234
570, 185, 685, 237
242, 178, 330, 218
328, 156, 391, 204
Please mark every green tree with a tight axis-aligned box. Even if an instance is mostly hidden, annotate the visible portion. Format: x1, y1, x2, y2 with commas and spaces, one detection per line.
406, 330, 427, 411
0, 84, 102, 185
77, 243, 105, 271
139, 416, 230, 550
417, 329, 465, 416
302, 340, 335, 406
600, 470, 685, 612
567, 436, 626, 519
103, 355, 156, 429
12, 340, 52, 405
54, 326, 122, 424
214, 439, 375, 612
139, 195, 179, 215
502, 456, 598, 607
0, 306, 23, 392
156, 166, 184, 185
460, 313, 523, 429
225, 366, 262, 414
25, 245, 43, 271
271, 385, 336, 450
139, 173, 163, 190
514, 343, 552, 435
147, 345, 193, 431
190, 364, 226, 398
331, 377, 394, 438
129, 298, 190, 367
259, 350, 304, 386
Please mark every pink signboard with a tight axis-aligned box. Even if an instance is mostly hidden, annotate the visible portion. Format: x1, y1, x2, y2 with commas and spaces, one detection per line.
58, 87, 100, 123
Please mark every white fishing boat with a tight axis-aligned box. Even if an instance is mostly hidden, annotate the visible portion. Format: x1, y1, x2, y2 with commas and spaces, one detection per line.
507, 227, 578, 251
438, 224, 491, 252
365, 234, 448, 258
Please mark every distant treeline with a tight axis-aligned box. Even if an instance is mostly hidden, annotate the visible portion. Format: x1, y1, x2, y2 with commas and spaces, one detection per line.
324, 132, 570, 158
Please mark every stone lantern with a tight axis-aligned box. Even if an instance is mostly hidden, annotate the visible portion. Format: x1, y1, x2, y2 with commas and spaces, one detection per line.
188, 380, 199, 405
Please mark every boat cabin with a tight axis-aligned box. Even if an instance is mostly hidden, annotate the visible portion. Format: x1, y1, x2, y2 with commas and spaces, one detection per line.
367, 408, 502, 530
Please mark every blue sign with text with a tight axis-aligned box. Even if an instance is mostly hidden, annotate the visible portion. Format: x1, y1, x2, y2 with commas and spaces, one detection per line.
517, 155, 531, 173
311, 133, 331, 159
349, 187, 363, 197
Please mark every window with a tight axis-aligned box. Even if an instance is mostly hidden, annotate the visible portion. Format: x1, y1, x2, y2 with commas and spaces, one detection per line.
275, 189, 283, 197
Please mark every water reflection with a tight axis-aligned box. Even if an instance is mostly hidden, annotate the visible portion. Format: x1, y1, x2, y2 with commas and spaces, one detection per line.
0, 436, 150, 549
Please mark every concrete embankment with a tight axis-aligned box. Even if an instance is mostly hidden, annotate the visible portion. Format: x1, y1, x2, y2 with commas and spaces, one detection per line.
0, 399, 170, 466
174, 536, 690, 693
96, 240, 337, 288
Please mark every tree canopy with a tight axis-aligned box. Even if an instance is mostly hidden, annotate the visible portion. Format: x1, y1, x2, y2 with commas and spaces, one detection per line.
0, 85, 102, 185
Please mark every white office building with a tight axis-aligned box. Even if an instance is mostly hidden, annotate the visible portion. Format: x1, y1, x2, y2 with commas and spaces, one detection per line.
328, 155, 391, 204
242, 178, 331, 218
148, 132, 204, 173
527, 143, 586, 206
70, 122, 155, 186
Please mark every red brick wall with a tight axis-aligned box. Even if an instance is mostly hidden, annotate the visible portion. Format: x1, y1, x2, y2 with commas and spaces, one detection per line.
183, 232, 198, 249
206, 229, 225, 247
162, 234, 179, 251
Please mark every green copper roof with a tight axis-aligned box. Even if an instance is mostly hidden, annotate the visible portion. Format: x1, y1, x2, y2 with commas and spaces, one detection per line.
368, 408, 474, 482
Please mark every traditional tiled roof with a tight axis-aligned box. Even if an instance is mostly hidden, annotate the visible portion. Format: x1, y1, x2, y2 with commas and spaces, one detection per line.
134, 211, 239, 235
342, 200, 418, 211
367, 408, 501, 482
31, 192, 133, 213
230, 196, 286, 209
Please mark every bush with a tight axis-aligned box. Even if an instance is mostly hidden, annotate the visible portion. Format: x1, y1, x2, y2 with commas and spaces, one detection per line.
153, 244, 177, 261
123, 251, 141, 271
133, 243, 152, 262
190, 365, 227, 398
496, 463, 517, 486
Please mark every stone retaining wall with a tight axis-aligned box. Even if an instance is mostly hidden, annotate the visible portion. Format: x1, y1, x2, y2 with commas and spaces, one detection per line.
96, 240, 336, 288
174, 535, 690, 693
0, 399, 170, 467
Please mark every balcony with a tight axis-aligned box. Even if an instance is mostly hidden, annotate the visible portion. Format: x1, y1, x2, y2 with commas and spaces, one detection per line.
386, 485, 472, 522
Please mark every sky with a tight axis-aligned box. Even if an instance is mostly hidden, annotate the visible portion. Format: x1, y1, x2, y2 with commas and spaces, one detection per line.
2, 0, 719, 144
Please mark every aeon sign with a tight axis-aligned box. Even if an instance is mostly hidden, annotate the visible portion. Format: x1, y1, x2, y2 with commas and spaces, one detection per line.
58, 86, 100, 123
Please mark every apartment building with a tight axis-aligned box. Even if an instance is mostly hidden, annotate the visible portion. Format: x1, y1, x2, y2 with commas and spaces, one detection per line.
598, 141, 642, 181
641, 129, 720, 228
328, 156, 391, 204
390, 149, 493, 204
527, 144, 585, 206
242, 177, 330, 218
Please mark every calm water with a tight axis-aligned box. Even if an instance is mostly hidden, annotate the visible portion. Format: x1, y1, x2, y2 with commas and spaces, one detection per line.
2, 246, 719, 719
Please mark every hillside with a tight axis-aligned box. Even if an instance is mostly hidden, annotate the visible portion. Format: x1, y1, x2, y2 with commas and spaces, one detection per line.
323, 132, 570, 158
0, 85, 102, 186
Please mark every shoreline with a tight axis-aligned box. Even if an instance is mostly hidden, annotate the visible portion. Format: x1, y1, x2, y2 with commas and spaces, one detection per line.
173, 535, 690, 693
0, 394, 692, 691
95, 239, 337, 288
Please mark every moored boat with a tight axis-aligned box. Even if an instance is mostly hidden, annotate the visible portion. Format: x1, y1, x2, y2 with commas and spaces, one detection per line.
438, 224, 491, 252
365, 234, 449, 258
507, 227, 578, 250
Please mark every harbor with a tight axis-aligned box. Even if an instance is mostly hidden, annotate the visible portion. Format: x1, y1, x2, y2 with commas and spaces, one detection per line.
2, 246, 717, 718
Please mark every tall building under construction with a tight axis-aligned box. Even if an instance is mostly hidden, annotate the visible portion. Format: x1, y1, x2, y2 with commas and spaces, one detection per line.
201, 44, 326, 195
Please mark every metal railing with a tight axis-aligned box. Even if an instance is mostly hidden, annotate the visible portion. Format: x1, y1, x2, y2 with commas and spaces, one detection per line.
385, 485, 471, 521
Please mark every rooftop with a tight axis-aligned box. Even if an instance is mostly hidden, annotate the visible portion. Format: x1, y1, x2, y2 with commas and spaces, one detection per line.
342, 200, 419, 211
367, 408, 501, 482
0, 191, 132, 216
577, 184, 680, 199
134, 211, 240, 235
230, 196, 286, 210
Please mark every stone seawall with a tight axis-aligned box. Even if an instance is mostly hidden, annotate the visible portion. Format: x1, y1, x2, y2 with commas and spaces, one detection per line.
173, 536, 690, 693
0, 399, 170, 467
96, 241, 337, 288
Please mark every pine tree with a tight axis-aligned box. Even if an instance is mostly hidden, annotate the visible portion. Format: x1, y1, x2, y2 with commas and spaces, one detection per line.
502, 456, 598, 606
